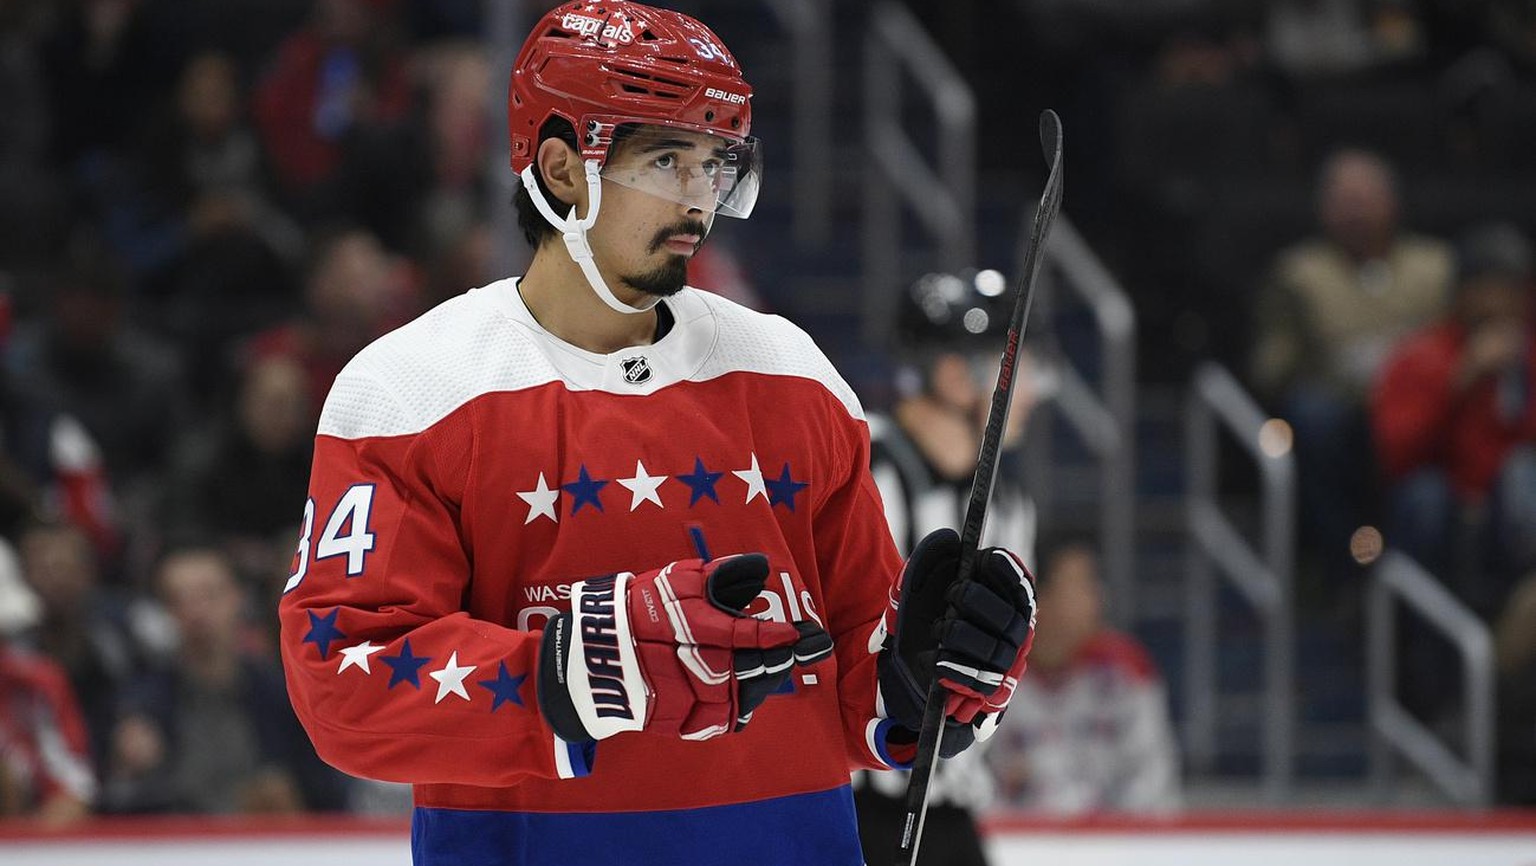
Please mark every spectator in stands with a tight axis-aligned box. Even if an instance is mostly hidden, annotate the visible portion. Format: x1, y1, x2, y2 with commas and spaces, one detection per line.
253, 0, 419, 242
118, 0, 311, 88
6, 249, 189, 520
247, 225, 420, 413
102, 547, 343, 814
150, 218, 299, 411
41, 0, 156, 168
423, 218, 493, 309
103, 50, 300, 280
1494, 569, 1536, 804
164, 354, 314, 584
0, 0, 70, 274
1251, 148, 1453, 594
0, 352, 118, 559
990, 537, 1180, 814
92, 50, 303, 411
416, 42, 491, 259
19, 521, 167, 775
1371, 223, 1536, 616
0, 538, 96, 825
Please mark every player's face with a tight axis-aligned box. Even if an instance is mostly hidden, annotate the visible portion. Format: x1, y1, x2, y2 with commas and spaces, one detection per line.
589, 127, 729, 299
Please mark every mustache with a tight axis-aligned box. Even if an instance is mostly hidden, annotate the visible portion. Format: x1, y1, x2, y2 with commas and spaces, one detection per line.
648, 220, 710, 254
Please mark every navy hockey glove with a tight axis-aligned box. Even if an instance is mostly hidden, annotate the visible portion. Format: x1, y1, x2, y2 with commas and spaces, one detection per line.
538, 554, 833, 743
878, 528, 1037, 757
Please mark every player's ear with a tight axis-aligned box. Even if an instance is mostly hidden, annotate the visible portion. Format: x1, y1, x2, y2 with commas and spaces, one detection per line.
536, 137, 585, 211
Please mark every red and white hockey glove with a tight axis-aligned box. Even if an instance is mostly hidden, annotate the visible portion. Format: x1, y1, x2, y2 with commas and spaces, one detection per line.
878, 528, 1037, 757
538, 554, 832, 743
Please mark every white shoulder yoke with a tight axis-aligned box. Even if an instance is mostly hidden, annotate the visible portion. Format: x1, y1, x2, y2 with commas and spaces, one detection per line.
318, 280, 864, 440
689, 289, 864, 422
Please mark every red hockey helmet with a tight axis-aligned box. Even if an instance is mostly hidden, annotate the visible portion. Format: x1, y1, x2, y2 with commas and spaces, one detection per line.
508, 1, 754, 175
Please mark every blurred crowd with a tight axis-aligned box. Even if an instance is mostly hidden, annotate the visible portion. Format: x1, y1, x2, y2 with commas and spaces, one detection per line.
0, 0, 496, 824
915, 0, 1536, 812
1251, 152, 1536, 805
0, 0, 1533, 836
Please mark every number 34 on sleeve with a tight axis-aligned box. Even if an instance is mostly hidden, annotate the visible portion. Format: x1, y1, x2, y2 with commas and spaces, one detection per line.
284, 484, 378, 593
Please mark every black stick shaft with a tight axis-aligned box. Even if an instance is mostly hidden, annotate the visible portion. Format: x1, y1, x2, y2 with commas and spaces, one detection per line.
893, 109, 1064, 866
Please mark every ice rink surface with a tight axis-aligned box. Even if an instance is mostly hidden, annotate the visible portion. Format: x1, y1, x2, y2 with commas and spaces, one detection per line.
5, 814, 1535, 866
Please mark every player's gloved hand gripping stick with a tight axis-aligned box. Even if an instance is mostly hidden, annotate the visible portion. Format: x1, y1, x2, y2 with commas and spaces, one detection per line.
892, 109, 1064, 866
878, 530, 1036, 758
538, 553, 832, 743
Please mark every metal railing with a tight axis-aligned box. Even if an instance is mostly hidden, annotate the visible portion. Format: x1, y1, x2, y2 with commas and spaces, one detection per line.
1367, 550, 1495, 806
858, 0, 1138, 616
762, 0, 833, 248
1020, 217, 1138, 624
862, 1, 975, 345
1184, 362, 1295, 801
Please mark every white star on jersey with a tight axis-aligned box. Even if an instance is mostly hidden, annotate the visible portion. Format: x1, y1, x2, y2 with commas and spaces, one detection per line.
337, 641, 386, 674
616, 460, 668, 511
429, 652, 476, 704
733, 453, 768, 505
517, 473, 560, 524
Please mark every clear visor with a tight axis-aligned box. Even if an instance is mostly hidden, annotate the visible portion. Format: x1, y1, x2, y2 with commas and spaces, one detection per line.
599, 127, 761, 219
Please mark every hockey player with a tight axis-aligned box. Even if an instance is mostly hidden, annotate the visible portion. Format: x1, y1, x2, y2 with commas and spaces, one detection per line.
855, 272, 1042, 866
277, 4, 1036, 864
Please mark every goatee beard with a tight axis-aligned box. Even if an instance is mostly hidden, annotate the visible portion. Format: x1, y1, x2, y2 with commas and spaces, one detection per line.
624, 218, 708, 297
622, 254, 690, 298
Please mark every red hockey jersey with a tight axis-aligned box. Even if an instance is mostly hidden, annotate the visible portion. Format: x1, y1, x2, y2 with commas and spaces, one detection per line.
0, 644, 97, 813
278, 280, 909, 865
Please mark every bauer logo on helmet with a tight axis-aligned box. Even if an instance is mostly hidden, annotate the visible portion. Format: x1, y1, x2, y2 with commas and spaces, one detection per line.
705, 87, 747, 105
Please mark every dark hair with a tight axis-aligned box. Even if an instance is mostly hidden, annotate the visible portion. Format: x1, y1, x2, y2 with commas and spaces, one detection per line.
514, 117, 581, 249
1030, 531, 1098, 590
515, 120, 648, 249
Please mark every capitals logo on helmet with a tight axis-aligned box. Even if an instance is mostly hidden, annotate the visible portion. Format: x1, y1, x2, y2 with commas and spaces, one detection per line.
508, 0, 754, 174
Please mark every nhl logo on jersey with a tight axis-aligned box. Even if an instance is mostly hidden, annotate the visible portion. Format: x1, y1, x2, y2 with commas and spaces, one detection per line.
620, 356, 653, 384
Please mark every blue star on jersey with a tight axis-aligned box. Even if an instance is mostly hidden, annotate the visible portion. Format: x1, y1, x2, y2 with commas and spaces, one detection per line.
302, 609, 347, 660
381, 639, 432, 690
561, 465, 608, 515
519, 455, 808, 520
765, 463, 809, 511
478, 662, 527, 711
677, 457, 724, 506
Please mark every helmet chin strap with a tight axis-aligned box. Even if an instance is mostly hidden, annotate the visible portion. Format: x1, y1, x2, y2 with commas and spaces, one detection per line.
520, 161, 661, 314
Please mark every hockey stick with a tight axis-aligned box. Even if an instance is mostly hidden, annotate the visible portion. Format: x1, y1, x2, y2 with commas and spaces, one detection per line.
893, 109, 1063, 866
